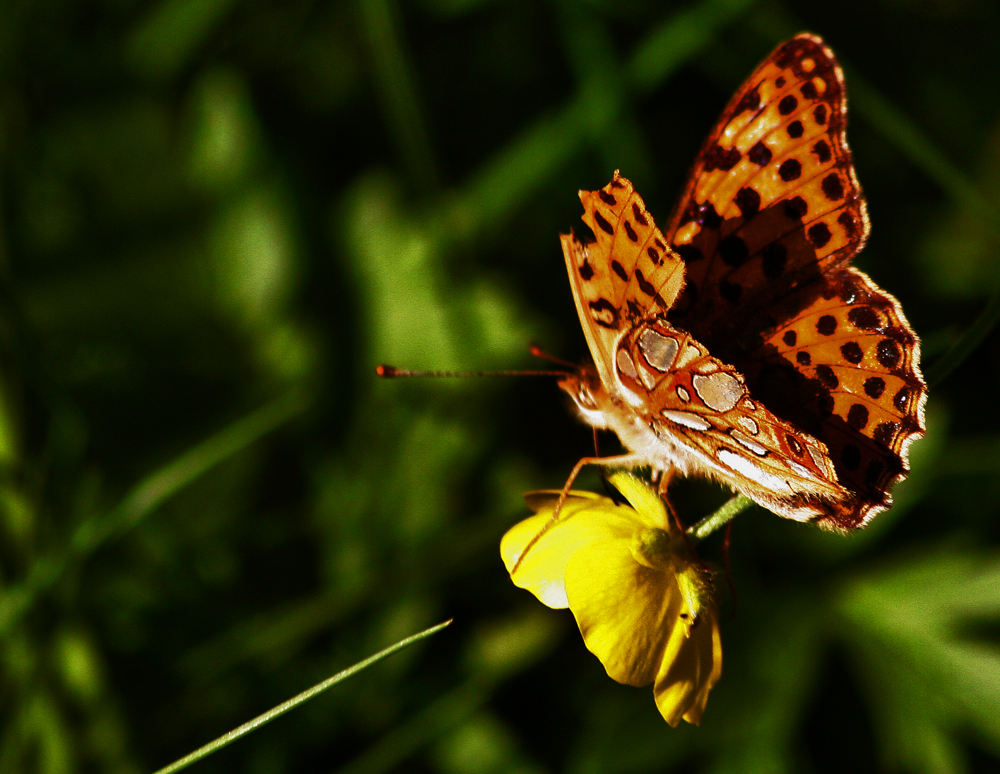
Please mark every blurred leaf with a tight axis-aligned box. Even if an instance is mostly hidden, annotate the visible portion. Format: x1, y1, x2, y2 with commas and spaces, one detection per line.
359, 0, 440, 194
840, 551, 1000, 768
128, 0, 239, 81
0, 390, 309, 638
186, 69, 260, 191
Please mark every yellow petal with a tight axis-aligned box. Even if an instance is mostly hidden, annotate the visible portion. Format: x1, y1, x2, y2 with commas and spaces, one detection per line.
606, 472, 671, 530
563, 537, 682, 687
500, 494, 635, 609
522, 488, 602, 514
653, 603, 723, 726
505, 475, 724, 727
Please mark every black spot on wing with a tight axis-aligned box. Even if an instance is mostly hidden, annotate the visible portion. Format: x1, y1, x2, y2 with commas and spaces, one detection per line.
594, 211, 614, 235
816, 315, 837, 335
734, 187, 761, 217
864, 377, 885, 399
779, 159, 802, 181
812, 139, 832, 163
808, 223, 832, 248
704, 145, 742, 172
822, 173, 844, 201
748, 141, 772, 166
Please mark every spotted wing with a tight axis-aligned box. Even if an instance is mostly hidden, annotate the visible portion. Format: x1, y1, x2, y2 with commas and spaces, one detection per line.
664, 34, 868, 360
740, 268, 926, 529
614, 321, 850, 522
561, 172, 686, 388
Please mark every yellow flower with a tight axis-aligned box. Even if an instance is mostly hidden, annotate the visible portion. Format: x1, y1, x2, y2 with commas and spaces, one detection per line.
500, 472, 722, 726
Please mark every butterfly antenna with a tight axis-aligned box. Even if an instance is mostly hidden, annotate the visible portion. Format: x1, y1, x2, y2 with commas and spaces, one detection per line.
528, 344, 577, 369
376, 364, 567, 378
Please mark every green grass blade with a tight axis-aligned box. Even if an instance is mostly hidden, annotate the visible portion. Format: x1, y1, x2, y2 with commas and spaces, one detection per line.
127, 0, 238, 80
359, 0, 440, 195
628, 0, 758, 94
74, 389, 310, 553
151, 620, 453, 774
848, 72, 999, 230
0, 390, 310, 639
432, 0, 756, 248
925, 288, 1000, 388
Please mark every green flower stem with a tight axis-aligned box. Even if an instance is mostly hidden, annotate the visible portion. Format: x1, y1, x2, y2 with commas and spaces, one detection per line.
687, 494, 753, 541
152, 620, 452, 774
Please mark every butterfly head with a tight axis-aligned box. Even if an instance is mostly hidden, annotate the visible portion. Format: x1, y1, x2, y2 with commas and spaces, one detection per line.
558, 364, 613, 429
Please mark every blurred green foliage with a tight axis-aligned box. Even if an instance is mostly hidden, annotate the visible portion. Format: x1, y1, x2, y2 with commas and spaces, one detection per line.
1, 0, 1000, 772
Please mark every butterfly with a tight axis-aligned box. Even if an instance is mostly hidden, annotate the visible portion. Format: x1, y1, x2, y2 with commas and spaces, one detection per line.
557, 34, 926, 531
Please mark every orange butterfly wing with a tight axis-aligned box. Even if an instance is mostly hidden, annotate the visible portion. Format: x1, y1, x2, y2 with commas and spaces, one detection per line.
613, 321, 849, 521
749, 268, 926, 528
561, 172, 685, 388
557, 36, 924, 530
665, 34, 867, 350
561, 175, 857, 524
660, 34, 925, 528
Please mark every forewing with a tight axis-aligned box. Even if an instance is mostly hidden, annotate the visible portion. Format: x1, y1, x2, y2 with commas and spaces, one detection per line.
664, 34, 868, 360
562, 172, 686, 387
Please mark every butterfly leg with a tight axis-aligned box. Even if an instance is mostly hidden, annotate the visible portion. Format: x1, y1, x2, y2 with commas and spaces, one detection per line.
655, 465, 710, 575
656, 466, 685, 529
510, 452, 647, 576
593, 429, 624, 502
655, 466, 677, 499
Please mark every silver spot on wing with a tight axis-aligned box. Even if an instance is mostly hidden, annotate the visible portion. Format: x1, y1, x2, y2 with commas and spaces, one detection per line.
717, 448, 792, 492
691, 371, 745, 413
730, 429, 768, 456
660, 409, 712, 431
807, 444, 828, 472
789, 460, 812, 477
638, 328, 679, 372
616, 348, 638, 380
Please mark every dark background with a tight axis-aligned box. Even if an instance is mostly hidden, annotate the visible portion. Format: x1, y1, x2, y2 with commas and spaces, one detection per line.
2, 0, 999, 772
